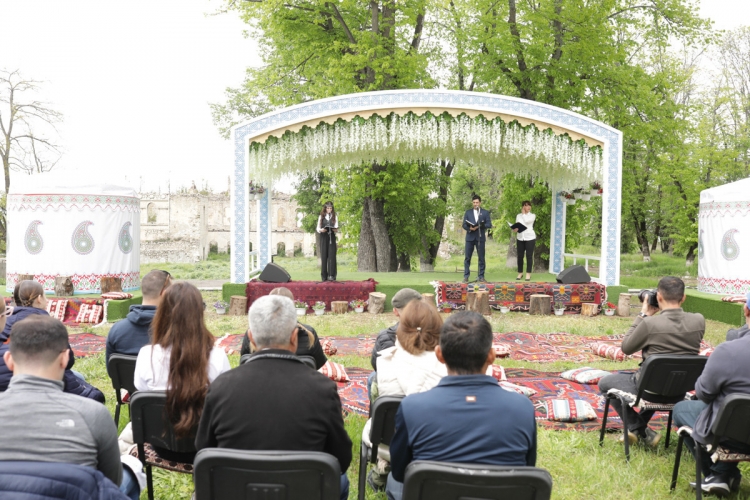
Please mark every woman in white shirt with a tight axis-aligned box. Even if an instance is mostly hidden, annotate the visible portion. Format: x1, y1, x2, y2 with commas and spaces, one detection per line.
513, 200, 537, 281
134, 281, 230, 444
316, 201, 339, 281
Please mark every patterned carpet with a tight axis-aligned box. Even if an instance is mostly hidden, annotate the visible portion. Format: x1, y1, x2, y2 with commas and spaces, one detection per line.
245, 279, 378, 312
69, 333, 106, 357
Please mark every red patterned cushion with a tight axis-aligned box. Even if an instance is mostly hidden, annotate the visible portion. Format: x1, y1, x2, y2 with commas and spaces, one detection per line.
128, 443, 193, 473
498, 381, 537, 397
318, 361, 350, 382
101, 292, 133, 300
699, 347, 714, 357
492, 343, 511, 358
486, 364, 507, 381
560, 367, 611, 384
322, 340, 338, 356
75, 304, 103, 324
46, 299, 68, 322
590, 342, 629, 361
544, 398, 597, 422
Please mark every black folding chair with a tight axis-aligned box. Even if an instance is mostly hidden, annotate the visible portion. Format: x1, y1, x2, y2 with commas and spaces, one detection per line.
599, 354, 708, 461
403, 461, 553, 500
107, 354, 138, 426
130, 391, 198, 500
358, 396, 404, 500
239, 353, 316, 369
670, 393, 750, 500
193, 448, 341, 500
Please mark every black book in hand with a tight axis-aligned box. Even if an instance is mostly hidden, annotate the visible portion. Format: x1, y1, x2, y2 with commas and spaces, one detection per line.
465, 219, 480, 228
508, 222, 527, 233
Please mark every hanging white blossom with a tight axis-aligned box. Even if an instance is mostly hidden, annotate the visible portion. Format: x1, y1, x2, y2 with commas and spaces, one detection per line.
247, 112, 603, 191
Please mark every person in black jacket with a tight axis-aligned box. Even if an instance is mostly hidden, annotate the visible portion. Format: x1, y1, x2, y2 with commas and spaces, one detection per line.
239, 287, 327, 369
196, 295, 352, 500
0, 280, 105, 402
105, 269, 172, 368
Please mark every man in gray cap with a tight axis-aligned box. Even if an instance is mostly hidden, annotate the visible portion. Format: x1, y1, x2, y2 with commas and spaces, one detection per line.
369, 288, 424, 371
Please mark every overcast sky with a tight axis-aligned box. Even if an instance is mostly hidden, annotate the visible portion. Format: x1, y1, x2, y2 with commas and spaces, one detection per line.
1, 0, 748, 193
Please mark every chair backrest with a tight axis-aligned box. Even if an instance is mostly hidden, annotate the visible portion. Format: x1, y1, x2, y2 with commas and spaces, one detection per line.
636, 354, 708, 402
711, 393, 750, 447
402, 461, 553, 500
130, 391, 197, 455
107, 354, 138, 398
193, 448, 341, 500
368, 396, 403, 461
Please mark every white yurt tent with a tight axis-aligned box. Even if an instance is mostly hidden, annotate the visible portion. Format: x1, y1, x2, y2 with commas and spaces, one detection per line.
6, 178, 140, 294
698, 177, 750, 295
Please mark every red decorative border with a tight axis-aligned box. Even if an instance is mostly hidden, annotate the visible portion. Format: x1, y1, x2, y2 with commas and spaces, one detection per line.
8, 194, 140, 213
6, 271, 140, 294
698, 276, 750, 295
699, 201, 750, 218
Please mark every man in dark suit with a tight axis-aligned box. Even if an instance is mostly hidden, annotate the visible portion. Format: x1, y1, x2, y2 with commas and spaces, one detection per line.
195, 295, 352, 500
462, 194, 493, 283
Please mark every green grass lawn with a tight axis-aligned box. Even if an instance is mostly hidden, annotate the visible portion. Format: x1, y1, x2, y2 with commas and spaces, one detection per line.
72, 296, 748, 499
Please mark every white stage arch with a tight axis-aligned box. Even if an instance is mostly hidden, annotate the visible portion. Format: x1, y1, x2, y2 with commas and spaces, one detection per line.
231, 90, 623, 285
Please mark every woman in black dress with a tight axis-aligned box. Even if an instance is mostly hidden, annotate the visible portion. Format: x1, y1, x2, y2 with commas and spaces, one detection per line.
317, 201, 338, 281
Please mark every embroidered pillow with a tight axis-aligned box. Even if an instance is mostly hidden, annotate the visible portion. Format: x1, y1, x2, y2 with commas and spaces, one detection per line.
590, 342, 629, 362
101, 292, 133, 300
492, 343, 511, 358
699, 347, 714, 357
46, 299, 68, 322
322, 339, 338, 356
318, 361, 350, 382
560, 367, 611, 385
498, 381, 537, 398
75, 304, 103, 324
544, 398, 597, 422
486, 364, 507, 381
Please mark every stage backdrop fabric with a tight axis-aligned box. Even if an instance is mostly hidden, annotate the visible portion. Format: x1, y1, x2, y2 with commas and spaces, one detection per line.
6, 184, 140, 294
698, 178, 750, 295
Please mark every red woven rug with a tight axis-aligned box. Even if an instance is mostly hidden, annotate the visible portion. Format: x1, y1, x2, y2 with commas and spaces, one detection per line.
69, 333, 106, 358
216, 334, 377, 356
245, 279, 378, 312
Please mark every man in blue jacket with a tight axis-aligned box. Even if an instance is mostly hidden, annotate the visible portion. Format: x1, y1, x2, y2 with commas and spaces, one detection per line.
105, 269, 171, 368
462, 195, 492, 283
386, 311, 537, 500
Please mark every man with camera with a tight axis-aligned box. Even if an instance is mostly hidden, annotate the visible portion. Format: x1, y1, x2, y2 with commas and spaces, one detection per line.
598, 276, 705, 447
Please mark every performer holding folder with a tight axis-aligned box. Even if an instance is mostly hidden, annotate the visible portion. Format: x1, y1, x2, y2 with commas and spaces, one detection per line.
513, 201, 536, 281
462, 195, 492, 283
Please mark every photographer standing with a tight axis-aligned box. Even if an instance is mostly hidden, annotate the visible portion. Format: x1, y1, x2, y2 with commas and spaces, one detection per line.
598, 276, 705, 447
317, 201, 338, 281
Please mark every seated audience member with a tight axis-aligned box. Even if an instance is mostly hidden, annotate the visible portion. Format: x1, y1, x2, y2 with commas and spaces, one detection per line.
598, 276, 705, 448
375, 299, 447, 398
239, 287, 327, 369
673, 293, 750, 496
0, 316, 141, 499
133, 281, 230, 462
0, 280, 105, 402
725, 294, 749, 341
370, 288, 424, 370
106, 269, 171, 368
195, 295, 352, 500
386, 311, 537, 500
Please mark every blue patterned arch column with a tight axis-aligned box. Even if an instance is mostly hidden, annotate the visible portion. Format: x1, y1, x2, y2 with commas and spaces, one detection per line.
231, 90, 622, 285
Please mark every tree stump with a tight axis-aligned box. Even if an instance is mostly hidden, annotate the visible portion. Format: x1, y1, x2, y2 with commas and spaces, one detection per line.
54, 276, 74, 296
331, 301, 348, 314
100, 277, 123, 294
369, 292, 386, 314
617, 294, 631, 317
228, 296, 248, 316
581, 302, 599, 317
421, 293, 437, 309
18, 274, 35, 283
529, 294, 552, 315
467, 291, 491, 315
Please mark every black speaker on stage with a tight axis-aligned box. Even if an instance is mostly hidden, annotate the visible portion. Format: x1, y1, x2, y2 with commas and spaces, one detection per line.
258, 263, 291, 283
556, 265, 591, 284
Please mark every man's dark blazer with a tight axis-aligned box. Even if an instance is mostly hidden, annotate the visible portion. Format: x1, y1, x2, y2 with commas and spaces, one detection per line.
195, 349, 352, 472
462, 208, 492, 242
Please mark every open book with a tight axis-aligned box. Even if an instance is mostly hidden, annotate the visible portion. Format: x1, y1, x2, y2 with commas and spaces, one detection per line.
508, 222, 527, 233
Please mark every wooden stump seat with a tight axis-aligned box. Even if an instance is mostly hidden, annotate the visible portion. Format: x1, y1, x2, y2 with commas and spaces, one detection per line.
529, 294, 551, 315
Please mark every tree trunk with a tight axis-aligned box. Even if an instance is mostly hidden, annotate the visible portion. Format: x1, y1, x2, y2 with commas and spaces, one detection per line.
367, 196, 396, 272
506, 233, 518, 268
685, 243, 698, 266
420, 161, 453, 272
397, 253, 411, 272
357, 198, 377, 271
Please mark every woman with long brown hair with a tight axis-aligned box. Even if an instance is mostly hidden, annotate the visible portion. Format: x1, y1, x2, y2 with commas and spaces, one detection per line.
317, 201, 338, 281
134, 281, 230, 445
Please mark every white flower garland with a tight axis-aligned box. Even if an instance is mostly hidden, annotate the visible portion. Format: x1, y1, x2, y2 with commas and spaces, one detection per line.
248, 113, 602, 190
